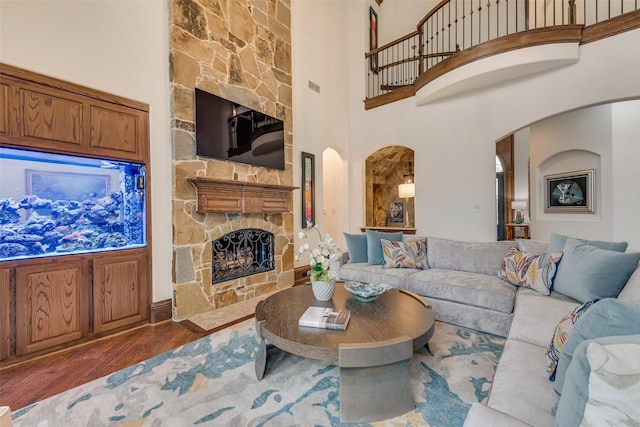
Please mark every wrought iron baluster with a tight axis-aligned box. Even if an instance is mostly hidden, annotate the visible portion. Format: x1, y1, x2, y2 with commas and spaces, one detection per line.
478, 0, 482, 44
462, 0, 466, 49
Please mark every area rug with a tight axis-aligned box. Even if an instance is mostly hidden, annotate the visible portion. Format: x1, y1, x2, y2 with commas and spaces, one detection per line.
12, 320, 504, 426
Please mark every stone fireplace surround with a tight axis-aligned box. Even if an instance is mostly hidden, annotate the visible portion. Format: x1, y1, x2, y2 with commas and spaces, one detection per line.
172, 167, 295, 321
169, 0, 294, 321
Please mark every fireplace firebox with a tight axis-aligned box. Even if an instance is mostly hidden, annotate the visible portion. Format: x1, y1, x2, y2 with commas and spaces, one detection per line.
212, 228, 275, 284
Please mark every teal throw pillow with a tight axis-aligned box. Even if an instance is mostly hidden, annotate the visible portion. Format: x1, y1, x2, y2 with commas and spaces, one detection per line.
365, 229, 403, 265
548, 232, 628, 253
343, 233, 368, 263
553, 298, 640, 394
552, 237, 640, 302
555, 334, 640, 427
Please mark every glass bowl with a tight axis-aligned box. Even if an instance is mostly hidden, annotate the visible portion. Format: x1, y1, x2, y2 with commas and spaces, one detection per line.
343, 281, 392, 302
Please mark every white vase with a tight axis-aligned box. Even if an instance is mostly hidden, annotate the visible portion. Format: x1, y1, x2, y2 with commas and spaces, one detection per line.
311, 280, 336, 301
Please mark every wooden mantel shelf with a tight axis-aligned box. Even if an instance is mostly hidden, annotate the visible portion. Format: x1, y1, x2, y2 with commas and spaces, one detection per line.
187, 177, 298, 213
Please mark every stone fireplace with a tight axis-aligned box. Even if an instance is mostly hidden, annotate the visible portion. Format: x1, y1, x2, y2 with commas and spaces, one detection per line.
168, 0, 293, 320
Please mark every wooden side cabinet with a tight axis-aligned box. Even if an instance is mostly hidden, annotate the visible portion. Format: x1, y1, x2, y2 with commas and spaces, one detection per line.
93, 250, 149, 334
505, 223, 530, 240
15, 259, 90, 356
0, 268, 11, 360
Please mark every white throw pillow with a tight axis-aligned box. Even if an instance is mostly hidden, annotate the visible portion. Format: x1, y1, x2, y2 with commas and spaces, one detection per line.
581, 341, 640, 425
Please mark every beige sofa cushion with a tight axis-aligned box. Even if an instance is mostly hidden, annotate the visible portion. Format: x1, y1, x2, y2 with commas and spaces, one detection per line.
338, 262, 416, 289
488, 339, 559, 427
426, 238, 516, 275
508, 288, 580, 348
406, 269, 517, 314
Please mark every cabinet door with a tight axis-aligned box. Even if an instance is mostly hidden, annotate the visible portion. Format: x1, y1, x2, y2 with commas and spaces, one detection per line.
93, 251, 149, 333
18, 84, 84, 150
0, 83, 8, 137
15, 259, 89, 355
0, 268, 11, 360
88, 104, 146, 162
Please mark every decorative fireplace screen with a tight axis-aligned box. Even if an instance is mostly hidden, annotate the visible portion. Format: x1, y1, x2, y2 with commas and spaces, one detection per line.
212, 228, 275, 284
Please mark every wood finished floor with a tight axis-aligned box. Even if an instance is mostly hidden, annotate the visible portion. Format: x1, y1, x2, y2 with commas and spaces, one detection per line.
0, 320, 212, 411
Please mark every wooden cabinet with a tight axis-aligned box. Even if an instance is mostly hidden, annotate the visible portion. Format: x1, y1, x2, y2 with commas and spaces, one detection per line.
360, 227, 417, 235
16, 83, 84, 149
88, 103, 146, 161
0, 64, 151, 366
505, 223, 530, 240
0, 268, 11, 360
0, 63, 147, 162
0, 82, 8, 137
93, 250, 148, 334
15, 259, 90, 356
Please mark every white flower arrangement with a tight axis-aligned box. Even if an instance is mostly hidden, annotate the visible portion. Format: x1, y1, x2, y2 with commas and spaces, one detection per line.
295, 221, 342, 282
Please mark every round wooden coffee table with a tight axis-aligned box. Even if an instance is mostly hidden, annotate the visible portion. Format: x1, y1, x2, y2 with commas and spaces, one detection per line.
254, 283, 435, 423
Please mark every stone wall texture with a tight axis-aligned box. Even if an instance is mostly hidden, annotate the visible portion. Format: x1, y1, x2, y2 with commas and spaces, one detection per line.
365, 147, 415, 228
169, 0, 293, 320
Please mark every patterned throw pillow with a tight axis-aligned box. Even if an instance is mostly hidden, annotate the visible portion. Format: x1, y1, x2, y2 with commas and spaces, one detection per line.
546, 299, 600, 381
380, 239, 428, 269
498, 248, 564, 295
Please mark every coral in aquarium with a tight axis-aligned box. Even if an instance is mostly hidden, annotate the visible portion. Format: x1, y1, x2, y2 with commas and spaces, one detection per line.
0, 147, 146, 261
0, 189, 143, 261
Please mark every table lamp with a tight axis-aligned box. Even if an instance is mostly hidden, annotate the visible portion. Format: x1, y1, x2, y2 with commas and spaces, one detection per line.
398, 162, 415, 225
511, 201, 527, 224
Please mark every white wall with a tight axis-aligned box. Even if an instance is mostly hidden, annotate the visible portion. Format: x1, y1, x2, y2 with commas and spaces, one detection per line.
291, 0, 351, 263
374, 0, 438, 45
1, 0, 173, 301
611, 100, 640, 246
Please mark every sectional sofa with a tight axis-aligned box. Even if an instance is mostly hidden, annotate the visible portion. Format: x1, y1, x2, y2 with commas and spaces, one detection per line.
335, 230, 640, 426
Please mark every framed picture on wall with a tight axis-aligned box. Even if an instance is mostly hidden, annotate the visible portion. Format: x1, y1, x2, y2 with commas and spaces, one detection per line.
390, 202, 403, 223
544, 169, 594, 213
302, 152, 315, 227
369, 7, 378, 73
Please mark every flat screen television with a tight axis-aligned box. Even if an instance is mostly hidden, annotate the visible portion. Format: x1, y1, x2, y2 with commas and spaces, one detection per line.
195, 88, 285, 170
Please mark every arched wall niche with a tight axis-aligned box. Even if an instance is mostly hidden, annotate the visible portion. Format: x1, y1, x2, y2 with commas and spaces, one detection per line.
536, 149, 602, 219
365, 146, 415, 229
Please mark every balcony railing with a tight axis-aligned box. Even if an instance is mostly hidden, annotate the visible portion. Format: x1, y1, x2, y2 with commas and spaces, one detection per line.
365, 0, 640, 101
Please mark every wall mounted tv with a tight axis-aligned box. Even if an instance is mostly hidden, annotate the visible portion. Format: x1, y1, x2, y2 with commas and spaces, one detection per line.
195, 88, 285, 170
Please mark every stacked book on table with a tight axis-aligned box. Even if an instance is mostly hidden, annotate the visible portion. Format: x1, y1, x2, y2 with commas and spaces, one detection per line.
298, 306, 351, 330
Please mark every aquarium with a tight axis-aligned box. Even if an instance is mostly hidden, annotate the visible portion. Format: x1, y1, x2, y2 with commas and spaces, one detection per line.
0, 147, 147, 262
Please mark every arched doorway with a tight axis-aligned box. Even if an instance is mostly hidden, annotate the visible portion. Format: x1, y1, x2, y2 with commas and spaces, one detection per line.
322, 147, 348, 248
496, 135, 514, 240
496, 156, 505, 240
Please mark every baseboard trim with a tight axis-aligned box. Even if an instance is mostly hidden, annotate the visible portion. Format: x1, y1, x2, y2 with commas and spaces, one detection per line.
150, 299, 173, 324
